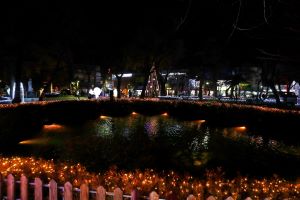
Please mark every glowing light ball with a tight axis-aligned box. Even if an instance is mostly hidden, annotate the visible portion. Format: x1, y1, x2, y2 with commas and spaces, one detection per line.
94, 87, 101, 99
113, 89, 118, 97
88, 88, 94, 95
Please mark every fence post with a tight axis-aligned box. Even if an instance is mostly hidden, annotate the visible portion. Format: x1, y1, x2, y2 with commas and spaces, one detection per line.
187, 194, 196, 200
225, 197, 234, 200
20, 175, 28, 200
49, 179, 57, 200
80, 184, 89, 200
149, 191, 159, 200
64, 182, 73, 200
206, 196, 216, 200
0, 173, 3, 200
131, 189, 139, 200
96, 186, 106, 200
114, 188, 123, 200
34, 178, 43, 200
7, 174, 15, 200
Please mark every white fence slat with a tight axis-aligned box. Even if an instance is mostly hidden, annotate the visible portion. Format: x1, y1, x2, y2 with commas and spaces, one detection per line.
131, 189, 139, 200
80, 184, 89, 200
64, 182, 73, 200
7, 174, 14, 200
226, 197, 234, 200
206, 196, 216, 200
20, 175, 28, 200
187, 194, 196, 200
0, 173, 2, 199
49, 179, 57, 200
34, 178, 43, 200
113, 188, 123, 200
149, 191, 159, 200
96, 186, 106, 200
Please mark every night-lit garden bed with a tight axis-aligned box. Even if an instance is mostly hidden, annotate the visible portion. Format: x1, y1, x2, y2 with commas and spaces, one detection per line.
0, 156, 299, 199
1, 99, 300, 123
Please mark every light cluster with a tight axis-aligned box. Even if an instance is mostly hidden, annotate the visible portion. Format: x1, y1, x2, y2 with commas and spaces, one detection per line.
0, 156, 299, 199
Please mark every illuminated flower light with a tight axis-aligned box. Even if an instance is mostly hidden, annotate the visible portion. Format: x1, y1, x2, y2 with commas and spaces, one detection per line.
43, 124, 64, 130
0, 156, 299, 199
161, 112, 168, 116
100, 115, 109, 119
235, 126, 246, 131
194, 120, 206, 123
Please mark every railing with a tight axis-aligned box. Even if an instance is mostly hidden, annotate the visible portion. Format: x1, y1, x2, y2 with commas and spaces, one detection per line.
0, 174, 289, 200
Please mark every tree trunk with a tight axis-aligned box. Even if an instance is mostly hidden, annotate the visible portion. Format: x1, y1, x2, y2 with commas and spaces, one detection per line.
198, 79, 203, 100
157, 71, 168, 96
12, 46, 23, 104
230, 84, 234, 98
140, 71, 149, 99
38, 51, 64, 100
115, 74, 123, 99
212, 80, 218, 98
140, 62, 153, 99
270, 83, 281, 105
256, 80, 261, 100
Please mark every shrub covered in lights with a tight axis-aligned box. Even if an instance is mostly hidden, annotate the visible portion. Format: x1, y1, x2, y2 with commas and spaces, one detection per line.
0, 156, 299, 199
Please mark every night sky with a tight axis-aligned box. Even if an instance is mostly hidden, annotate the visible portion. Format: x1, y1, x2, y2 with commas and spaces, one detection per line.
0, 0, 299, 66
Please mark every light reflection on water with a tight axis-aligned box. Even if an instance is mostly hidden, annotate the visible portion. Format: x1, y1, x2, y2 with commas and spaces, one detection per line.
43, 124, 65, 131
144, 117, 159, 136
16, 115, 300, 177
19, 138, 50, 145
221, 127, 300, 157
96, 116, 113, 137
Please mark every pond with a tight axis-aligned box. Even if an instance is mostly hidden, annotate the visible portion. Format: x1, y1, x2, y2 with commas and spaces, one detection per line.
3, 113, 300, 180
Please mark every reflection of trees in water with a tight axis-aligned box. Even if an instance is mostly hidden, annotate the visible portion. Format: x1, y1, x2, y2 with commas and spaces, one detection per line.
144, 117, 159, 136
11, 115, 300, 178
96, 117, 113, 137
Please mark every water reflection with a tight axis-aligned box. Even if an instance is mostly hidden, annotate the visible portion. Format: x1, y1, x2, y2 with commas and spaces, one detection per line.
19, 138, 50, 145
144, 117, 159, 136
202, 127, 210, 150
11, 115, 300, 178
221, 127, 300, 157
43, 124, 65, 131
96, 116, 113, 137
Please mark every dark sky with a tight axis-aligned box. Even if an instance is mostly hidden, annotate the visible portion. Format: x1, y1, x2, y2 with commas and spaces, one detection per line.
0, 0, 299, 65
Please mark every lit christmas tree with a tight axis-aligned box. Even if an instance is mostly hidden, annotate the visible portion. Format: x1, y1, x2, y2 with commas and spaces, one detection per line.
146, 65, 160, 97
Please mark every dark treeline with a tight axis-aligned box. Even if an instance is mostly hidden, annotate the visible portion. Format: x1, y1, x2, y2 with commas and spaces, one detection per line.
0, 0, 300, 102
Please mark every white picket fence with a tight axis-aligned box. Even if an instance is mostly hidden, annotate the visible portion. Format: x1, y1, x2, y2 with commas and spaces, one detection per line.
0, 174, 288, 200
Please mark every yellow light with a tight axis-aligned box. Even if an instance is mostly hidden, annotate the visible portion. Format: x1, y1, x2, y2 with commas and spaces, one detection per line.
131, 112, 138, 115
19, 140, 32, 145
193, 160, 202, 166
19, 138, 48, 145
100, 115, 108, 119
43, 124, 63, 130
195, 120, 205, 123
236, 126, 246, 131
162, 112, 168, 116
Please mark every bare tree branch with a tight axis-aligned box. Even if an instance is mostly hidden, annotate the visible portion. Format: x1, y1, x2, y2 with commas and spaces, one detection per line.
263, 0, 269, 24
227, 0, 242, 43
257, 48, 281, 57
284, 27, 300, 33
176, 0, 193, 31
234, 22, 265, 31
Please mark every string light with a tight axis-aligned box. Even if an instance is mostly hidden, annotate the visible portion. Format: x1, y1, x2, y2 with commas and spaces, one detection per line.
0, 156, 298, 199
